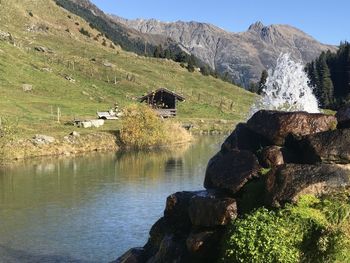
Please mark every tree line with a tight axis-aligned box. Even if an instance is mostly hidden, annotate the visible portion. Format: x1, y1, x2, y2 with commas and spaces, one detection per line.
249, 42, 350, 110
306, 42, 350, 109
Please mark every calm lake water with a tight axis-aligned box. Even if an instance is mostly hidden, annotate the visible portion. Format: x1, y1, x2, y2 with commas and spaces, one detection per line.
0, 136, 223, 263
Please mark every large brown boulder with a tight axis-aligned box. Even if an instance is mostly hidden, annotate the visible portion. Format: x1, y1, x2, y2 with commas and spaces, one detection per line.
294, 129, 350, 164
336, 105, 350, 128
146, 235, 187, 263
204, 150, 261, 194
143, 218, 169, 259
188, 191, 237, 227
265, 163, 350, 207
260, 146, 285, 167
259, 146, 299, 167
221, 123, 271, 153
164, 191, 199, 231
186, 230, 223, 262
247, 110, 337, 146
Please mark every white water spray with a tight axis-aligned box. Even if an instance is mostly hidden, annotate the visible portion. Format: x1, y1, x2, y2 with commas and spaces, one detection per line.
250, 53, 319, 115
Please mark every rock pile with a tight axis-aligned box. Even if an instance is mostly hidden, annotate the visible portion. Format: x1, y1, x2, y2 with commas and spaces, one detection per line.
115, 110, 350, 263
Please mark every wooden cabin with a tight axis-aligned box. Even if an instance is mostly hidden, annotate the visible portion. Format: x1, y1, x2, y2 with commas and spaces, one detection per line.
139, 88, 185, 117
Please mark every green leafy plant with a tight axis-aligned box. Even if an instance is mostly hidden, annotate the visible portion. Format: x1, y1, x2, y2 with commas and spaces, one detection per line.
220, 194, 350, 263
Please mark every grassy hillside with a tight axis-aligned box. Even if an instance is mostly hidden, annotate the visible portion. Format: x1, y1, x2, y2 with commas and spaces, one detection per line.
0, 0, 256, 138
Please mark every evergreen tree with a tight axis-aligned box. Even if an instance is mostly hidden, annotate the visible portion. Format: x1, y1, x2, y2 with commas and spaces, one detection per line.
154, 45, 164, 58
306, 42, 350, 109
248, 82, 258, 93
315, 53, 334, 107
164, 49, 171, 59
257, 70, 268, 95
187, 55, 196, 72
200, 65, 210, 76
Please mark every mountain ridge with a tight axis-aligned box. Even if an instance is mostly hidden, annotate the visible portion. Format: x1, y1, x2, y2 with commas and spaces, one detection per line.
111, 15, 337, 86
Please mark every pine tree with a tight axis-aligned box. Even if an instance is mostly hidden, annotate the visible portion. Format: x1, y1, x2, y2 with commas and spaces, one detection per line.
200, 65, 210, 76
164, 49, 171, 59
316, 53, 334, 107
257, 70, 268, 95
154, 45, 164, 58
187, 55, 196, 72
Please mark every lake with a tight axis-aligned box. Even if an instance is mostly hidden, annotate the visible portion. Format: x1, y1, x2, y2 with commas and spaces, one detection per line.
0, 136, 223, 263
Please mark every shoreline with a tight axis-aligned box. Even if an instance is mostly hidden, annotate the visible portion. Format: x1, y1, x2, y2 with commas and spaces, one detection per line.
0, 132, 119, 164
0, 131, 202, 165
0, 117, 235, 164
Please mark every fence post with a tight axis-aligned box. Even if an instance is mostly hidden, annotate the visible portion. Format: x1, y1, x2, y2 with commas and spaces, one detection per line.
57, 107, 61, 123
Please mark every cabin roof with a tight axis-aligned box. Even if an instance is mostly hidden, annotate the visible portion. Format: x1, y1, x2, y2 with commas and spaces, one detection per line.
139, 88, 185, 102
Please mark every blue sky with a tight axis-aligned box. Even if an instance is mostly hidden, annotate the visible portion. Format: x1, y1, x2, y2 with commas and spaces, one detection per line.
91, 0, 349, 45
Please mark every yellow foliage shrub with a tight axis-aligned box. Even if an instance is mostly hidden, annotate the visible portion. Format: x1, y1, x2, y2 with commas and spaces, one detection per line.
120, 104, 191, 148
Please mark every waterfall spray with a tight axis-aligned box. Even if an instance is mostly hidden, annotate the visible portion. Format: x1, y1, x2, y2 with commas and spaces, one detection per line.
250, 53, 319, 115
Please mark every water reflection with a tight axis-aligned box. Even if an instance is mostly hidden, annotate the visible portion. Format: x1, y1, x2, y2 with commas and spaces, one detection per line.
0, 136, 223, 262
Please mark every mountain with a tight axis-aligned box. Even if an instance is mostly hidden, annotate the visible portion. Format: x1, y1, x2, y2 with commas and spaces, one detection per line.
111, 17, 337, 87
55, 0, 204, 69
0, 0, 255, 135
54, 0, 174, 55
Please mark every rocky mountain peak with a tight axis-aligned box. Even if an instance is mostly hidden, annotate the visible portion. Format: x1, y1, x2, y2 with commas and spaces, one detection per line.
248, 21, 265, 32
70, 1, 336, 88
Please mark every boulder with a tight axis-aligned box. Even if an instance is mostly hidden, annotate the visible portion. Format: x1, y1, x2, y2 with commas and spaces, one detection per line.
265, 163, 350, 207
113, 248, 146, 263
247, 110, 337, 145
221, 123, 271, 153
70, 131, 80, 137
65, 75, 75, 83
294, 129, 350, 164
186, 230, 223, 261
164, 191, 199, 230
260, 146, 285, 167
22, 84, 33, 92
188, 191, 237, 227
336, 105, 350, 128
144, 218, 169, 259
146, 235, 187, 263
0, 31, 12, 41
103, 61, 115, 68
204, 150, 261, 194
32, 134, 55, 146
259, 146, 298, 167
34, 46, 53, 53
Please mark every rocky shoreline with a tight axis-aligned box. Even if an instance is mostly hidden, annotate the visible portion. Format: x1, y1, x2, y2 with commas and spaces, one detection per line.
115, 109, 350, 263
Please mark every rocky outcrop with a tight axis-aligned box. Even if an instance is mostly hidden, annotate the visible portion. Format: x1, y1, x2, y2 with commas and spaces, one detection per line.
247, 110, 337, 145
204, 150, 261, 194
265, 164, 350, 207
32, 134, 55, 146
188, 192, 237, 227
221, 123, 270, 153
293, 129, 350, 164
116, 110, 350, 262
336, 105, 350, 128
260, 146, 286, 167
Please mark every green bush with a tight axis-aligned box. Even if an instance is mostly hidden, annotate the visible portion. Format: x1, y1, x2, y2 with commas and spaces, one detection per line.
79, 27, 91, 37
221, 208, 301, 263
220, 194, 350, 263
